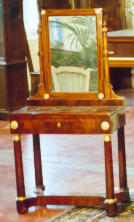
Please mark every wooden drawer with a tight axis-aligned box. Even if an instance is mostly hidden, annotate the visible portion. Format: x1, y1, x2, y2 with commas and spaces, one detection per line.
10, 117, 112, 134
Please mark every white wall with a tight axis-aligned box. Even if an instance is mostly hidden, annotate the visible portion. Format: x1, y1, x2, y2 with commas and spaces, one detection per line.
23, 0, 40, 91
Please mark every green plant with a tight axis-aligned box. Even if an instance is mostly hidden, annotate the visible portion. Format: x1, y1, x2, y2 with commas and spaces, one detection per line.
50, 16, 97, 67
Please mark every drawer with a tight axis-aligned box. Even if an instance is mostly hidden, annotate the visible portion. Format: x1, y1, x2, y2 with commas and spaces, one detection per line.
10, 118, 112, 134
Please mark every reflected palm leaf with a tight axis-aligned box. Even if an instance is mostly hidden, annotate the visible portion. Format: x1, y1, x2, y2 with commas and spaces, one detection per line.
49, 16, 96, 51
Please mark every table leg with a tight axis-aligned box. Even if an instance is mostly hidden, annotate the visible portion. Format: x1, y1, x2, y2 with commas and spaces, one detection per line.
104, 134, 117, 217
118, 127, 129, 201
13, 134, 27, 214
33, 134, 45, 194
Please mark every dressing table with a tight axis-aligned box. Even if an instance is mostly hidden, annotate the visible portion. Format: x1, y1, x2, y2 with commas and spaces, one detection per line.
10, 8, 130, 217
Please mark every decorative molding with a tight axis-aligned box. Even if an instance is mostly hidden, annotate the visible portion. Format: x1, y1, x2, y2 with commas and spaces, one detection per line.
10, 120, 18, 130
101, 121, 110, 131
98, 93, 104, 99
104, 134, 111, 142
44, 94, 49, 100
16, 196, 26, 201
105, 198, 117, 204
13, 134, 20, 142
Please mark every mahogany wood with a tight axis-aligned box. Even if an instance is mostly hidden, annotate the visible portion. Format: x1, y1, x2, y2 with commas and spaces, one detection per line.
104, 138, 117, 216
33, 134, 45, 192
33, 8, 106, 100
16, 190, 129, 214
0, 0, 29, 120
22, 196, 106, 208
13, 138, 25, 198
118, 127, 129, 193
115, 191, 130, 203
39, 0, 122, 31
10, 106, 125, 135
27, 98, 125, 106
108, 30, 134, 67
39, 0, 71, 10
10, 8, 130, 217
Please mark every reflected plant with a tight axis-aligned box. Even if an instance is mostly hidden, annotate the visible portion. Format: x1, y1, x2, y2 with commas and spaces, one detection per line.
49, 16, 97, 68
49, 16, 98, 91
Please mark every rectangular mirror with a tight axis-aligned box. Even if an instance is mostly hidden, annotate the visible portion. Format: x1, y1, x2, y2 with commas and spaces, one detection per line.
49, 15, 98, 92
40, 9, 104, 99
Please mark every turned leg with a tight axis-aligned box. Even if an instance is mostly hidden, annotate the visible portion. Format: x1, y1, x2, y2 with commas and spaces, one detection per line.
104, 134, 117, 217
33, 134, 45, 194
13, 134, 28, 214
118, 127, 129, 201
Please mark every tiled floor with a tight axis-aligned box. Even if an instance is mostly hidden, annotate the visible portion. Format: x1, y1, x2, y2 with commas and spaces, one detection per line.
1, 89, 134, 221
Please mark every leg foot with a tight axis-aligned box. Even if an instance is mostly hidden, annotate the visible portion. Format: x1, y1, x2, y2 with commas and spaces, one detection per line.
16, 200, 28, 214
123, 188, 130, 203
106, 202, 117, 217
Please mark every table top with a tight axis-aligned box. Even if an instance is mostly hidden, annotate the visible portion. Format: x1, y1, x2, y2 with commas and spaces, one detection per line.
10, 106, 125, 119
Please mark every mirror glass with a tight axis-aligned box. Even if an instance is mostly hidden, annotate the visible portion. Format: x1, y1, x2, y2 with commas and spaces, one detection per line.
48, 15, 98, 92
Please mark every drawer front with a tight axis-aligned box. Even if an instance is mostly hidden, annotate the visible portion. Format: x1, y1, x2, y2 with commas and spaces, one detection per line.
10, 118, 112, 134
108, 41, 134, 57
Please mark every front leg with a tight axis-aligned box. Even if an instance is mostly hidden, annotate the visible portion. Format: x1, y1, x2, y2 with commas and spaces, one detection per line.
13, 134, 28, 214
118, 127, 129, 201
104, 134, 117, 217
33, 134, 45, 194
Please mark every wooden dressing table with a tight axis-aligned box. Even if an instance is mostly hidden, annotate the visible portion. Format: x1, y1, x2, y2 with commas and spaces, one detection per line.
10, 8, 130, 217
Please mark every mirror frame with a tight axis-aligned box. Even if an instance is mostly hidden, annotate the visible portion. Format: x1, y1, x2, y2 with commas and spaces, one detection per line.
38, 8, 105, 100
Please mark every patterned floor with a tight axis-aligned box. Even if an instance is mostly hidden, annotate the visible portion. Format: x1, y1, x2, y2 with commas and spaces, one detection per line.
49, 199, 134, 222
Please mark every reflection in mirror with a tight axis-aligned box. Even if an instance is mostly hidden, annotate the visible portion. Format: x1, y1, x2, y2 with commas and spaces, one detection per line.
49, 16, 98, 92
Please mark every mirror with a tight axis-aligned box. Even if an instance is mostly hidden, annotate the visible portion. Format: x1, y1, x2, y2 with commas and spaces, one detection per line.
48, 15, 98, 92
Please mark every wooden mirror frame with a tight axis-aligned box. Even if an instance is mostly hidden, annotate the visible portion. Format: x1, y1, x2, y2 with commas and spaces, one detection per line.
29, 8, 122, 102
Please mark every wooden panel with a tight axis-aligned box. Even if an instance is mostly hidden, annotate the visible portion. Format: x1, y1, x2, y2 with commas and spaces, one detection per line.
39, 0, 71, 9
0, 0, 29, 120
10, 105, 125, 134
108, 30, 134, 67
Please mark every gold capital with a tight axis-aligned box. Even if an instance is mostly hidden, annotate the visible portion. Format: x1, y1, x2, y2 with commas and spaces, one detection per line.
104, 134, 111, 142
41, 10, 46, 15
13, 134, 20, 142
16, 196, 26, 201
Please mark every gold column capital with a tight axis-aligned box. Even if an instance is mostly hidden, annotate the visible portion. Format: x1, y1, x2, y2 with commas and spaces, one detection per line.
41, 10, 46, 15
104, 134, 111, 142
13, 134, 20, 142
16, 196, 26, 201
